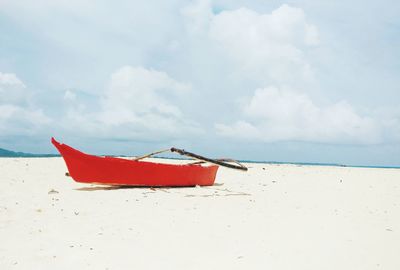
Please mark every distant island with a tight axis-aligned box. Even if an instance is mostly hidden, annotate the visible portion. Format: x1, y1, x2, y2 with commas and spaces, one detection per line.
0, 147, 59, 157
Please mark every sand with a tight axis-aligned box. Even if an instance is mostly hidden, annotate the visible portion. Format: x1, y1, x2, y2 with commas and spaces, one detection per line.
0, 157, 399, 270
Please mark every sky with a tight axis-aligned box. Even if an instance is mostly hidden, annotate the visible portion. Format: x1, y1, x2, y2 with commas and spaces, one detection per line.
0, 0, 399, 166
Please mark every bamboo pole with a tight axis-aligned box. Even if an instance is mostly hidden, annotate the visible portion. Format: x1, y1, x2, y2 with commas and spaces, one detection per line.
170, 147, 248, 171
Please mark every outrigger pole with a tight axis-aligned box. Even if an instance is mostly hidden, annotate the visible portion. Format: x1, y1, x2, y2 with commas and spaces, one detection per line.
134, 147, 248, 171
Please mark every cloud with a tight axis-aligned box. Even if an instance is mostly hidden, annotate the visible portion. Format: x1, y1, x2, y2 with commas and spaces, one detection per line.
0, 72, 25, 86
181, 0, 213, 34
0, 105, 50, 136
0, 72, 51, 136
204, 4, 398, 145
208, 4, 319, 84
63, 90, 77, 101
198, 4, 387, 145
1, 0, 399, 164
216, 86, 384, 144
63, 66, 202, 140
0, 72, 29, 105
102, 66, 188, 121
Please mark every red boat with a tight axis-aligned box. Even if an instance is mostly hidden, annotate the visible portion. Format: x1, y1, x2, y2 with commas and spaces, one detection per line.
52, 138, 230, 186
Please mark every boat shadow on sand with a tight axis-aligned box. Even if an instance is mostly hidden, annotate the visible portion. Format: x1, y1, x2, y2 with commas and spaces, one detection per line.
75, 183, 224, 192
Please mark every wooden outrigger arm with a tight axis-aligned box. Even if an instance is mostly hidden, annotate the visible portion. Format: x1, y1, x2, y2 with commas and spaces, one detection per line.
134, 147, 248, 171
170, 148, 248, 171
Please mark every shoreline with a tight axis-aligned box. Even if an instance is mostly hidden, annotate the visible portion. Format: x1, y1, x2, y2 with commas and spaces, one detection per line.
0, 156, 399, 170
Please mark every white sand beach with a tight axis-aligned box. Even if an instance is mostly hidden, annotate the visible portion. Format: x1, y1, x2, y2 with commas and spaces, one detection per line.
1, 157, 400, 270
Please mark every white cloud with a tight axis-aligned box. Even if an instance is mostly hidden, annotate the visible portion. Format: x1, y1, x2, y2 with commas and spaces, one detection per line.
0, 105, 50, 136
0, 72, 29, 105
204, 4, 398, 145
63, 90, 77, 101
208, 4, 319, 84
102, 66, 188, 121
0, 72, 51, 136
0, 72, 25, 86
63, 66, 202, 140
181, 0, 213, 34
216, 86, 384, 144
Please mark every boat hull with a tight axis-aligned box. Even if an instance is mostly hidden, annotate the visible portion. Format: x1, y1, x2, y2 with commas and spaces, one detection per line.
52, 138, 218, 186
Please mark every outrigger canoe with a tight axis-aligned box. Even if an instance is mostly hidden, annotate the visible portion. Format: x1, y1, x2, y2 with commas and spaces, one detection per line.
52, 138, 247, 186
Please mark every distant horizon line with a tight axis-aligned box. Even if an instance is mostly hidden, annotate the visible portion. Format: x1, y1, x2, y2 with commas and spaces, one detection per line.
1, 147, 399, 170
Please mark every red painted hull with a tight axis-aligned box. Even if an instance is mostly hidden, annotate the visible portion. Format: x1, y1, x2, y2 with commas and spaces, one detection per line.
52, 138, 218, 186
